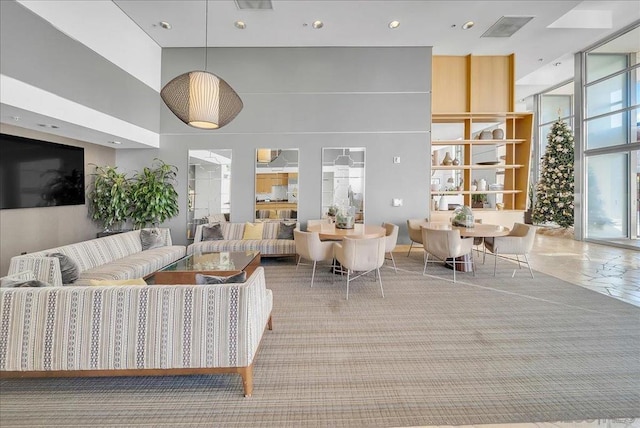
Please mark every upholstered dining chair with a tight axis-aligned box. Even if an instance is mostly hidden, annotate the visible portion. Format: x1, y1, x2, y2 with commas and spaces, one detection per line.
334, 236, 385, 300
483, 222, 537, 278
293, 230, 335, 287
382, 222, 399, 272
407, 218, 427, 256
421, 227, 474, 283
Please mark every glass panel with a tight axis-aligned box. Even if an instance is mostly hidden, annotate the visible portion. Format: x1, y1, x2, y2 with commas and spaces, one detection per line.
586, 53, 628, 83
322, 148, 365, 223
586, 72, 627, 118
586, 107, 638, 149
541, 95, 572, 124
187, 149, 232, 241
586, 153, 629, 239
255, 149, 298, 222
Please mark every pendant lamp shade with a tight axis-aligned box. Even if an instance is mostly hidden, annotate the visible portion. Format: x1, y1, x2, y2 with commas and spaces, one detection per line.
161, 70, 243, 129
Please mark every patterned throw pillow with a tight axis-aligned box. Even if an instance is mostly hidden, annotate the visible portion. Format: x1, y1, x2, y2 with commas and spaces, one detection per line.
47, 253, 79, 284
140, 228, 164, 250
242, 222, 264, 240
277, 222, 296, 240
195, 271, 247, 285
202, 223, 224, 241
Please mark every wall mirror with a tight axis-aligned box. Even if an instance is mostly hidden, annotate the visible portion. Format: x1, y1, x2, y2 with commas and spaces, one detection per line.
321, 147, 365, 223
255, 148, 299, 222
187, 149, 232, 242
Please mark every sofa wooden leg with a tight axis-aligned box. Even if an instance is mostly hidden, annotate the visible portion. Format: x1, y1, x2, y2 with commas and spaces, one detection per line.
239, 365, 253, 397
267, 315, 273, 331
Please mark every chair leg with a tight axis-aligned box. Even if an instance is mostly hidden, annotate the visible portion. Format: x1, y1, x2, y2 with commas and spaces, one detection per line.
494, 251, 498, 276
377, 268, 384, 298
296, 255, 301, 270
422, 253, 430, 275
346, 270, 351, 300
452, 261, 457, 283
390, 252, 397, 273
525, 253, 534, 278
311, 260, 317, 287
407, 241, 414, 257
471, 252, 475, 277
516, 254, 522, 269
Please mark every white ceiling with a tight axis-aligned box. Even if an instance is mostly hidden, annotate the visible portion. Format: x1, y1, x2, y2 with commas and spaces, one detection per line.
2, 0, 639, 149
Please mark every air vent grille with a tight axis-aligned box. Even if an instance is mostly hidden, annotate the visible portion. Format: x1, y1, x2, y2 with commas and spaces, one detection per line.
481, 16, 534, 38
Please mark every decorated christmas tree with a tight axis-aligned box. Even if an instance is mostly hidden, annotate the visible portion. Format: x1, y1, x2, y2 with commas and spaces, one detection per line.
532, 118, 575, 228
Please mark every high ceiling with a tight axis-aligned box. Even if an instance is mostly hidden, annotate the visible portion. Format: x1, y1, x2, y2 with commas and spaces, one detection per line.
2, 0, 639, 149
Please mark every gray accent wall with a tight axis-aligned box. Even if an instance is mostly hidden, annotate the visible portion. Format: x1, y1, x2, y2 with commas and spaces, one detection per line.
156, 47, 431, 246
0, 1, 159, 133
0, 124, 115, 276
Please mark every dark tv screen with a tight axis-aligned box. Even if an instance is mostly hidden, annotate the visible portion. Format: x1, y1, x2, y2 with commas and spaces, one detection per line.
0, 133, 85, 209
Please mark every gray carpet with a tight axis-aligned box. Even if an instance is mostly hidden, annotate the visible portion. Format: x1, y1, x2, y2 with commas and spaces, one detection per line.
1, 254, 639, 427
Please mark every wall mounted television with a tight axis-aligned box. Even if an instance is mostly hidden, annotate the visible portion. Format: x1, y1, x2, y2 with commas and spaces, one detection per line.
0, 133, 85, 209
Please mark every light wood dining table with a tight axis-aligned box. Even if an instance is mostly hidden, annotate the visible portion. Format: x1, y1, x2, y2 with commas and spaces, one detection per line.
307, 223, 386, 241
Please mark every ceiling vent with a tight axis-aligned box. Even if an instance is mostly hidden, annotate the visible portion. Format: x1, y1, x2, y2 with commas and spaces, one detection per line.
481, 16, 534, 38
234, 0, 273, 10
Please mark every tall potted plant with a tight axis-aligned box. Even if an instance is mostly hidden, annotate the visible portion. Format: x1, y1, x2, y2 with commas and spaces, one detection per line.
87, 165, 131, 231
129, 159, 179, 229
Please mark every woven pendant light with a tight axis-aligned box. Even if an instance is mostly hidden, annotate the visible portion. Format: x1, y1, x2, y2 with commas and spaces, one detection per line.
161, 71, 243, 129
161, 1, 243, 129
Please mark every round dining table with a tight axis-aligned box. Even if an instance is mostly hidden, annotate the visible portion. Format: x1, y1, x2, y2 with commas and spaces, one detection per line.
307, 223, 386, 241
419, 221, 511, 238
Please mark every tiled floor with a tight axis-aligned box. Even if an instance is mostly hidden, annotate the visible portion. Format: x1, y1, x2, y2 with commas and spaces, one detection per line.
397, 230, 640, 428
526, 232, 640, 307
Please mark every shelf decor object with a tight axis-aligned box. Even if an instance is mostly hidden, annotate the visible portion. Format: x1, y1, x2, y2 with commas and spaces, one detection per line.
161, 1, 242, 129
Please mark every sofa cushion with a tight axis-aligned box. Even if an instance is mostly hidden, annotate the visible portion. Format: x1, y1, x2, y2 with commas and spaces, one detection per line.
89, 278, 147, 286
73, 245, 186, 286
277, 222, 296, 240
140, 228, 164, 250
189, 239, 296, 256
202, 223, 224, 241
243, 222, 264, 240
47, 253, 79, 284
195, 271, 246, 285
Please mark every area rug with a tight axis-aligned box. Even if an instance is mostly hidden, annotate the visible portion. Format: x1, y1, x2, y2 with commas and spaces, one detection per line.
1, 255, 638, 427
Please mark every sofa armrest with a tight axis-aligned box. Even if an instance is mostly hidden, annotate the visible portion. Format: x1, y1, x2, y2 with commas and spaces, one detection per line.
8, 256, 63, 287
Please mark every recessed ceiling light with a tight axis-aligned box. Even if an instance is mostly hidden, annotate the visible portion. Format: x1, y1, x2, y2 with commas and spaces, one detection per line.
553, 62, 562, 67
389, 20, 400, 29
109, 140, 122, 145
234, 20, 246, 29
462, 21, 474, 30
11, 116, 20, 121
38, 123, 59, 129
312, 20, 323, 29
159, 21, 172, 30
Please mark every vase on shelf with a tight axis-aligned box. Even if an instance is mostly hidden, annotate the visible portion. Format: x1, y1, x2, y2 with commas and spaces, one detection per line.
492, 128, 504, 140
452, 158, 460, 166
441, 152, 453, 166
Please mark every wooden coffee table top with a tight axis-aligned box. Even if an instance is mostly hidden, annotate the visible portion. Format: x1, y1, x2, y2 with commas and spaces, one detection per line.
151, 251, 261, 284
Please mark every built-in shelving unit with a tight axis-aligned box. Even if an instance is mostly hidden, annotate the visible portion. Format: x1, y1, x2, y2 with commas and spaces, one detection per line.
430, 55, 534, 225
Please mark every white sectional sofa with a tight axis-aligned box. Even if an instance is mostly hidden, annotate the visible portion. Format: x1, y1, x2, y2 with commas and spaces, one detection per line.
7, 229, 185, 286
0, 267, 273, 397
188, 221, 298, 257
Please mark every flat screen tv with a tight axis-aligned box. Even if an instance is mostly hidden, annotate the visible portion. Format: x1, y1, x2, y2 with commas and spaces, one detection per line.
0, 133, 85, 209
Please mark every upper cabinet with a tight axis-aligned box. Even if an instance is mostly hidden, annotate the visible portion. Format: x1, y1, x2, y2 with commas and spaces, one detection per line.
432, 54, 515, 114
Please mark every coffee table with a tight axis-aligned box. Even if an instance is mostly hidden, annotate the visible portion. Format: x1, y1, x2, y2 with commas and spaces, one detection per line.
151, 251, 261, 284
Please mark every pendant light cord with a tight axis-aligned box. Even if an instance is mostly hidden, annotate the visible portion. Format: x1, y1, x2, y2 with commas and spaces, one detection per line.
204, 0, 208, 72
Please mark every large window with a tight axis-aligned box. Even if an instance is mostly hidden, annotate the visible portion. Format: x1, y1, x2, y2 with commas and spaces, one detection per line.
582, 24, 640, 246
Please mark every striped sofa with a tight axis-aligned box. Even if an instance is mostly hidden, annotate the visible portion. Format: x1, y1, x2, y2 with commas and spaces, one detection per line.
188, 222, 298, 257
0, 267, 273, 397
7, 229, 186, 287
